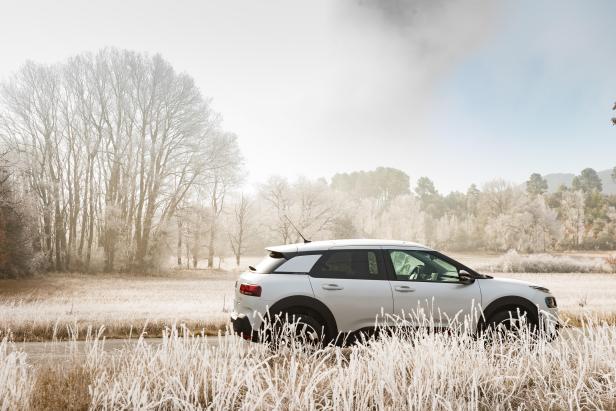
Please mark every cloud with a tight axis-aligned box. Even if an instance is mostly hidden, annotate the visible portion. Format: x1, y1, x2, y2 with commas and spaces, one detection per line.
314, 0, 498, 144
344, 0, 496, 82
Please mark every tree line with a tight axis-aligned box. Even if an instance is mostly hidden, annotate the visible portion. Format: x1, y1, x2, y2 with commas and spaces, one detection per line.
0, 49, 614, 277
247, 167, 616, 255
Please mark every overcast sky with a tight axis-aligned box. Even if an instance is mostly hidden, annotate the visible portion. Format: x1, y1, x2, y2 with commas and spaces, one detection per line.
1, 0, 615, 193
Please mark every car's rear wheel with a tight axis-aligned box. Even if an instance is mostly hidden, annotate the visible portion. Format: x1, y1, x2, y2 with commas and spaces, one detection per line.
264, 311, 326, 349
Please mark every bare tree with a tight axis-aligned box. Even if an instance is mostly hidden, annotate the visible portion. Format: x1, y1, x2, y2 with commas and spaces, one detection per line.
293, 178, 334, 242
260, 176, 293, 243
229, 194, 251, 267
202, 132, 242, 268
182, 204, 210, 269
560, 190, 585, 248
260, 177, 334, 244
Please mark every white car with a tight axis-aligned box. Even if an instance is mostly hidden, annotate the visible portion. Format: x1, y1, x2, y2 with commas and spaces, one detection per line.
231, 239, 559, 343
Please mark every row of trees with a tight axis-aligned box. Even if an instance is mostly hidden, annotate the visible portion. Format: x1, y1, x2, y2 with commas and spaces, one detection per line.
240, 167, 616, 254
0, 49, 242, 274
0, 51, 614, 276
175, 165, 616, 270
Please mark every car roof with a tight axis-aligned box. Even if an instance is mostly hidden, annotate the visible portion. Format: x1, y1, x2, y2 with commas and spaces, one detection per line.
266, 239, 433, 254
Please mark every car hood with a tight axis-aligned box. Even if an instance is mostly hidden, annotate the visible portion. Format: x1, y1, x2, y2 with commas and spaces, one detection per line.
483, 276, 542, 288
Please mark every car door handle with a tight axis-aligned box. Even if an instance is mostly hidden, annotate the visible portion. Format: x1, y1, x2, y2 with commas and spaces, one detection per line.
394, 286, 415, 292
322, 284, 343, 291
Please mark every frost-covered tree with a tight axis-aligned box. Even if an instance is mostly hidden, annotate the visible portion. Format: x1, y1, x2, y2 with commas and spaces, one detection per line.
376, 195, 425, 242
481, 185, 561, 252
560, 190, 585, 248
260, 176, 335, 244
0, 153, 42, 277
524, 196, 562, 251
203, 132, 243, 268
331, 167, 410, 205
228, 194, 252, 267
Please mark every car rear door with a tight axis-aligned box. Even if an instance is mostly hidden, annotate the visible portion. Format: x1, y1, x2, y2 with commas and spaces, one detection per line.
309, 247, 394, 333
384, 248, 482, 330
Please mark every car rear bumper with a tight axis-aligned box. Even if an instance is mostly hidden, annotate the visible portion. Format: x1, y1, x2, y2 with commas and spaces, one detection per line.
230, 313, 257, 341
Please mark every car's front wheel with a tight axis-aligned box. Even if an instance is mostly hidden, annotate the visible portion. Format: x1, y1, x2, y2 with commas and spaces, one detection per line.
484, 308, 538, 340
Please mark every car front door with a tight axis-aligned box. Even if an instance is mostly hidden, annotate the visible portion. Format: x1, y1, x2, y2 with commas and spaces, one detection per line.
385, 248, 482, 330
309, 248, 394, 333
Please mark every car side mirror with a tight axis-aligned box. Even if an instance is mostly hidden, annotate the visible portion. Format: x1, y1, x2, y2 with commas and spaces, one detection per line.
459, 270, 474, 285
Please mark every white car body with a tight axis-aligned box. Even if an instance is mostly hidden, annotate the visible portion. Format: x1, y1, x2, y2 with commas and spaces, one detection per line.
231, 240, 559, 341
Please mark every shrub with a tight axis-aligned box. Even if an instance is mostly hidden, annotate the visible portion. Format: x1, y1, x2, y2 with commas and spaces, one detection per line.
477, 250, 610, 273
0, 337, 33, 410
604, 254, 616, 273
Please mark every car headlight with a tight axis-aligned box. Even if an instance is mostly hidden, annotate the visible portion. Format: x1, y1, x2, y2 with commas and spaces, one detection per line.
530, 285, 551, 294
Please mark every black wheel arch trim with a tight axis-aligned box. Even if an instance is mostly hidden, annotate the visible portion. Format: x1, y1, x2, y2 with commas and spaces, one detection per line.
481, 296, 539, 326
265, 295, 339, 340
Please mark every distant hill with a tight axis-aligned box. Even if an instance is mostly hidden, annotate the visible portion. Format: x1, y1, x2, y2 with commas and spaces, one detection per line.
543, 169, 616, 194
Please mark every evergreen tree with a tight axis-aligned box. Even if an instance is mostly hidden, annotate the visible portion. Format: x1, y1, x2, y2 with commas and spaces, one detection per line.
526, 173, 548, 196
572, 168, 602, 193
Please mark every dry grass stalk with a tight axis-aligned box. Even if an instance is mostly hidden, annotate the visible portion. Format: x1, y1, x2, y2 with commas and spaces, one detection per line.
2, 319, 616, 410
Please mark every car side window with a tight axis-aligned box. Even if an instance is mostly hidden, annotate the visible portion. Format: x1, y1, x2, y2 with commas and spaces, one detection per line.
311, 250, 383, 279
388, 250, 460, 283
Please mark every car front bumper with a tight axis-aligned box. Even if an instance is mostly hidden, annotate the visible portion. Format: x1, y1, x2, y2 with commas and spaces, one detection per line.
539, 308, 561, 341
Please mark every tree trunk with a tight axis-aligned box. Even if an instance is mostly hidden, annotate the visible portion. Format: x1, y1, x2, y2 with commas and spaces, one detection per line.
177, 219, 182, 267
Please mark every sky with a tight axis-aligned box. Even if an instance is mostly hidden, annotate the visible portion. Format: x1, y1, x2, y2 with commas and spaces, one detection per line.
0, 0, 615, 193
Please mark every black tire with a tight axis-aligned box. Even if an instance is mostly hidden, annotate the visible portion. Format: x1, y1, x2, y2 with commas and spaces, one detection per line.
264, 311, 326, 349
484, 308, 538, 340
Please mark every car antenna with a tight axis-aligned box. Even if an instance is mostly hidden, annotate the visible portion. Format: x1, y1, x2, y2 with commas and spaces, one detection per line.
284, 215, 311, 243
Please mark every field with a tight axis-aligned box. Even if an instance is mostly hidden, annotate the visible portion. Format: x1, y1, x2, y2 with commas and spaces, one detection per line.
3, 253, 616, 409
3, 253, 616, 342
0, 270, 235, 341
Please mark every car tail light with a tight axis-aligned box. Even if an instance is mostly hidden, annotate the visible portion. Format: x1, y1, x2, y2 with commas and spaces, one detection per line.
239, 283, 262, 297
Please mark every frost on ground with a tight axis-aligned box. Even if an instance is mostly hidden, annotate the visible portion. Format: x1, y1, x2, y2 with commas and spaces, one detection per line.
0, 270, 235, 341
3, 264, 616, 341
2, 323, 616, 410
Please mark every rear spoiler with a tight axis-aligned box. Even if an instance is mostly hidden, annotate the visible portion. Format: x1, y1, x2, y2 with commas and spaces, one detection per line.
268, 250, 286, 259
265, 244, 299, 259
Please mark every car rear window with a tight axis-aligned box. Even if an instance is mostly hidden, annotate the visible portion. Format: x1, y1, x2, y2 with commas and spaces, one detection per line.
252, 253, 286, 273
251, 253, 323, 274
274, 254, 322, 274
